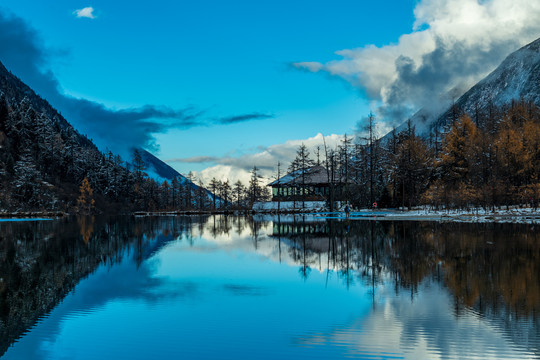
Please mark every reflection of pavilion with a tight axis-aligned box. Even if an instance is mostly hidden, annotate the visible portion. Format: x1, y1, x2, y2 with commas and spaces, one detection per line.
271, 220, 333, 255
269, 219, 360, 270
272, 221, 330, 238
270, 217, 350, 240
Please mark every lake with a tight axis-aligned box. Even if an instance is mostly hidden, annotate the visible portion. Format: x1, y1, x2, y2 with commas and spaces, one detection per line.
0, 215, 538, 359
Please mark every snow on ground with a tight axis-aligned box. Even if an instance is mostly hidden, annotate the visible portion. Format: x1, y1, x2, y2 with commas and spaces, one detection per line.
253, 202, 540, 224
0, 218, 53, 222
253, 213, 327, 223
317, 206, 540, 224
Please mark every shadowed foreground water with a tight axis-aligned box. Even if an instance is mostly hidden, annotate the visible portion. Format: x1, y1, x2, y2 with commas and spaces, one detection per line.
0, 215, 538, 359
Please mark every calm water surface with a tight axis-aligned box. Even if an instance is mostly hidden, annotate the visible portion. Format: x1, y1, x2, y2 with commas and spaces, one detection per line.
0, 216, 538, 359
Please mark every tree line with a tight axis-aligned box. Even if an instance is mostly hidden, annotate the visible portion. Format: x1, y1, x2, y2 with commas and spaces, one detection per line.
282, 100, 540, 210
0, 95, 269, 213
1, 92, 538, 213
123, 153, 271, 212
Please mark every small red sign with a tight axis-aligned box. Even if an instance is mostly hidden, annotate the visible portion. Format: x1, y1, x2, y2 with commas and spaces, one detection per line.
372, 202, 378, 208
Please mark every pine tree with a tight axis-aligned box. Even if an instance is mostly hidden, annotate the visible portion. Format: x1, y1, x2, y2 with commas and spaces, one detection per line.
274, 161, 282, 211
232, 180, 246, 209
186, 172, 195, 209
171, 176, 180, 208
132, 149, 146, 185
290, 144, 314, 208
209, 177, 220, 209
248, 166, 263, 205
219, 180, 231, 209
338, 134, 352, 195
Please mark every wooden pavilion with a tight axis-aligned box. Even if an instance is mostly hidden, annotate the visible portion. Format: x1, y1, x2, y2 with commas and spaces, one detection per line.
268, 166, 341, 202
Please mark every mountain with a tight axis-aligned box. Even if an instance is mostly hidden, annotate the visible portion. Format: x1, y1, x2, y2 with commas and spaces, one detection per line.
0, 62, 69, 129
0, 59, 217, 212
140, 149, 182, 182
0, 59, 128, 212
391, 37, 540, 138
139, 148, 220, 204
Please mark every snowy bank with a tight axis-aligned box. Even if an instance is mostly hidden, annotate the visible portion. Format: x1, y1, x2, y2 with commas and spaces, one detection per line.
0, 211, 65, 219
252, 201, 327, 213
315, 207, 540, 224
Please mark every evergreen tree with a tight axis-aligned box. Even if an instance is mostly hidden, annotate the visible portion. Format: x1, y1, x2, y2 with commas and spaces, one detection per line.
209, 177, 220, 209
248, 166, 263, 205
233, 180, 246, 209
290, 144, 314, 208
219, 180, 231, 209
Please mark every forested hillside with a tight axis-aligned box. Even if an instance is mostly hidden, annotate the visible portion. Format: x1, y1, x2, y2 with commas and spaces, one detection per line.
300, 100, 539, 210
0, 61, 226, 213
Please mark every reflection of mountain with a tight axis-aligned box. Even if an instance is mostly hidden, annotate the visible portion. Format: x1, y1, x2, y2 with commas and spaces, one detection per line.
269, 220, 540, 357
1, 216, 538, 358
174, 217, 540, 356
0, 216, 192, 357
294, 281, 538, 359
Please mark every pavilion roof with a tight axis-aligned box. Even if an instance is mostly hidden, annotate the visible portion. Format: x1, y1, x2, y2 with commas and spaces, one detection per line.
268, 166, 331, 186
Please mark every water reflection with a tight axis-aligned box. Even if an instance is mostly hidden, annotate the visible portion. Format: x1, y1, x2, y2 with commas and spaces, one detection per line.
272, 217, 540, 316
270, 216, 540, 358
0, 216, 538, 359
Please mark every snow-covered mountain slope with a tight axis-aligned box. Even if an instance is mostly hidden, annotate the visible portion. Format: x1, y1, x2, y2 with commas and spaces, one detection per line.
139, 149, 221, 203
390, 37, 540, 138
0, 61, 95, 149
0, 60, 132, 211
0, 57, 221, 210
139, 149, 183, 183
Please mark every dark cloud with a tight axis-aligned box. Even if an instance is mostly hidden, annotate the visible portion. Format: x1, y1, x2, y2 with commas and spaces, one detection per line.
0, 10, 202, 156
0, 9, 272, 157
378, 37, 520, 126
217, 112, 274, 124
56, 98, 205, 154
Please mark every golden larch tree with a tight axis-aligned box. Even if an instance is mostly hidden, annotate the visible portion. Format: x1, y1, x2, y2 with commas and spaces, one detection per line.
77, 177, 95, 214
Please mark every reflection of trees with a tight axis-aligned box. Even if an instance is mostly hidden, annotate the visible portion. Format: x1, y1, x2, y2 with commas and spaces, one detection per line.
386, 222, 439, 295
271, 219, 388, 287
77, 215, 95, 245
0, 216, 205, 356
270, 218, 539, 354
271, 219, 540, 320
434, 223, 540, 318
248, 217, 269, 250
209, 215, 234, 239
1, 216, 538, 357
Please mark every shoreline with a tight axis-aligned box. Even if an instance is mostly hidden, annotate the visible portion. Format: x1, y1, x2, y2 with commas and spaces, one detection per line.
0, 208, 538, 224
318, 208, 540, 223
0, 211, 66, 219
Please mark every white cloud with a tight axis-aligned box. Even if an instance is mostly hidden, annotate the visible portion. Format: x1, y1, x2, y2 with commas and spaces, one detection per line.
195, 165, 252, 186
167, 133, 345, 186
294, 0, 540, 125
74, 7, 96, 19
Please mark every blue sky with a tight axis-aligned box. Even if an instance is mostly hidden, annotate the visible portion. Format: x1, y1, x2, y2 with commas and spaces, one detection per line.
1, 0, 539, 183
